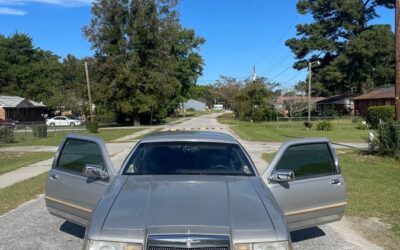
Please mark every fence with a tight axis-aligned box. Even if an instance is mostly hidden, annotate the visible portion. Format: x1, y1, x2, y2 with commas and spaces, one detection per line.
275, 116, 363, 129
0, 121, 87, 147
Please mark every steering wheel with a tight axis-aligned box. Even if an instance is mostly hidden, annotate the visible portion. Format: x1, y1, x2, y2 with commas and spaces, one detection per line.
209, 165, 231, 171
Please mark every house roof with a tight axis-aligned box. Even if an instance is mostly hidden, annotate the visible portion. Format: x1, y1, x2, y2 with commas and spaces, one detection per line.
276, 96, 325, 104
316, 93, 358, 104
352, 86, 395, 100
0, 95, 46, 108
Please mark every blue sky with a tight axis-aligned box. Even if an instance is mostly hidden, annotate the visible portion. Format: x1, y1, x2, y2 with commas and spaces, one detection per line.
0, 0, 395, 88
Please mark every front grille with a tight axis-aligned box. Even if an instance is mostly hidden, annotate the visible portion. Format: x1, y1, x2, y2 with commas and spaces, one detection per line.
149, 247, 228, 250
147, 234, 230, 250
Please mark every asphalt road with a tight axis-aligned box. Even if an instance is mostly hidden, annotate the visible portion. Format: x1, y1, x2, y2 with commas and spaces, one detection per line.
0, 113, 379, 250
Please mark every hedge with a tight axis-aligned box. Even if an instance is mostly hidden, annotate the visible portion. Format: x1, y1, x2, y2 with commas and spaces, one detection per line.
366, 106, 395, 129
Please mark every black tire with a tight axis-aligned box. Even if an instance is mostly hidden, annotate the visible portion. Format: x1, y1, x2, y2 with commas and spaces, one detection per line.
70, 122, 75, 127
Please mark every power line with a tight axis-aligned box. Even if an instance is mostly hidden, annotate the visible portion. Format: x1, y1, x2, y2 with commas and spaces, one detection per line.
254, 15, 301, 66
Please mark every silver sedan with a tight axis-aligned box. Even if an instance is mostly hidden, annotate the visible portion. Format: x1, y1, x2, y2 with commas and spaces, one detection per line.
45, 131, 346, 250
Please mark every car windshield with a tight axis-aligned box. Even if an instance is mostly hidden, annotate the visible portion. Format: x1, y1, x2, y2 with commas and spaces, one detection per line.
123, 142, 255, 176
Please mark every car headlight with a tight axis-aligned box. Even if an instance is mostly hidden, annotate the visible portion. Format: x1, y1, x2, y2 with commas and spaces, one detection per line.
235, 241, 291, 250
86, 240, 142, 250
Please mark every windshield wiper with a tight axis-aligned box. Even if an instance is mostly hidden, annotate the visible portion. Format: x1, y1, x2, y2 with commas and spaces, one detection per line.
175, 169, 251, 176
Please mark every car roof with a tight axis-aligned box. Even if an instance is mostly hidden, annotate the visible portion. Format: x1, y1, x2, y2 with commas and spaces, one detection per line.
140, 131, 239, 144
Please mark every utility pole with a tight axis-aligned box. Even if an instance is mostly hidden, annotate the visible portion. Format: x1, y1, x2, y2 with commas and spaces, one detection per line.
84, 62, 94, 122
308, 60, 320, 122
252, 65, 256, 83
308, 62, 312, 122
396, 0, 400, 121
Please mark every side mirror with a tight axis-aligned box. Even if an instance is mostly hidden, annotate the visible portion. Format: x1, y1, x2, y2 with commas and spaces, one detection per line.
269, 169, 295, 183
83, 164, 109, 181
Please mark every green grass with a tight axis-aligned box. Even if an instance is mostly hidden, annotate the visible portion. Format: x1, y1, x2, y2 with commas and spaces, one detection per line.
218, 114, 368, 143
0, 172, 48, 215
4, 128, 144, 147
0, 152, 54, 175
263, 150, 400, 240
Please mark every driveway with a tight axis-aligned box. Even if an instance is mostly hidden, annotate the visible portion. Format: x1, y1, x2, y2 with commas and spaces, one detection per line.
0, 113, 378, 250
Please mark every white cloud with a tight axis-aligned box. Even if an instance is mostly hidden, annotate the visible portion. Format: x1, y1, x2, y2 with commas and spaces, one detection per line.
0, 6, 26, 15
0, 0, 92, 15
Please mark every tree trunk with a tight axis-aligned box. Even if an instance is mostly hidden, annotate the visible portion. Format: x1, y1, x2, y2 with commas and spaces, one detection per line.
133, 114, 140, 126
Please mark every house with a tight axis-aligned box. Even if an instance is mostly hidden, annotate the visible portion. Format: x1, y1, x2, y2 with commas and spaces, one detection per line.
315, 93, 358, 116
0, 95, 47, 122
181, 99, 208, 112
275, 96, 325, 117
353, 86, 395, 116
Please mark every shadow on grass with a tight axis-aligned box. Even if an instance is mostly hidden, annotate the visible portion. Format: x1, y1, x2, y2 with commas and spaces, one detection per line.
290, 227, 326, 242
60, 221, 85, 239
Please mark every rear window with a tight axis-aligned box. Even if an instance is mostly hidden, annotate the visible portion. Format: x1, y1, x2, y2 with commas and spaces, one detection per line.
123, 142, 255, 176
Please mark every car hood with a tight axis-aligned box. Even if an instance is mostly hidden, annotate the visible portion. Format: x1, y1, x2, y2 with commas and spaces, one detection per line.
100, 175, 277, 241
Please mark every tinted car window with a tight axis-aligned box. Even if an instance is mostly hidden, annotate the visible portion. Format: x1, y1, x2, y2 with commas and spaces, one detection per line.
275, 143, 335, 179
57, 139, 105, 173
123, 142, 254, 176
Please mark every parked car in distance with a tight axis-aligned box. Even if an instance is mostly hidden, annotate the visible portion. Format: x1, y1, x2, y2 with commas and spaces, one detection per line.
45, 132, 347, 250
46, 116, 82, 127
0, 119, 17, 129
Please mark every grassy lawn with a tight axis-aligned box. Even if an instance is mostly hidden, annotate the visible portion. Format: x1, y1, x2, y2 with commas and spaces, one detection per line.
263, 150, 400, 240
0, 172, 48, 215
218, 114, 368, 143
3, 128, 144, 147
0, 152, 54, 175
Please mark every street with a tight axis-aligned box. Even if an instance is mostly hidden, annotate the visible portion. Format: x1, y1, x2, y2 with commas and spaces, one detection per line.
0, 113, 380, 250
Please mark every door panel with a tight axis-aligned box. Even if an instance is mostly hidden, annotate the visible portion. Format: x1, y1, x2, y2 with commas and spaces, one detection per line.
264, 138, 346, 231
45, 135, 115, 227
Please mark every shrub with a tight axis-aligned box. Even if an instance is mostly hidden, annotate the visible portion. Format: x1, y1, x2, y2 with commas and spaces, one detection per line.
31, 124, 47, 138
316, 121, 333, 131
303, 121, 313, 130
365, 106, 395, 129
0, 126, 14, 143
186, 108, 195, 112
95, 112, 117, 126
325, 108, 339, 117
358, 122, 369, 130
248, 107, 276, 122
377, 122, 400, 160
86, 121, 99, 133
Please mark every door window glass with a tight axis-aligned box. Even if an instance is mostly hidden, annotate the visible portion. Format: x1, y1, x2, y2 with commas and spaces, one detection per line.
275, 143, 335, 179
57, 139, 105, 174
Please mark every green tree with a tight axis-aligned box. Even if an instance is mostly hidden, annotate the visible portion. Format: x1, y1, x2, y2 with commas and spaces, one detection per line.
84, 0, 204, 125
286, 0, 395, 95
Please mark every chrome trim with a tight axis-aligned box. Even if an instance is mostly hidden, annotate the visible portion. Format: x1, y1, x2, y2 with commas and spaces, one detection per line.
147, 234, 230, 249
285, 202, 347, 216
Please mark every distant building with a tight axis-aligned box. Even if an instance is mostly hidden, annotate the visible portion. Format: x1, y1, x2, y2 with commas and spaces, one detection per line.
315, 93, 358, 116
275, 96, 324, 117
0, 95, 46, 122
181, 99, 208, 112
353, 86, 395, 116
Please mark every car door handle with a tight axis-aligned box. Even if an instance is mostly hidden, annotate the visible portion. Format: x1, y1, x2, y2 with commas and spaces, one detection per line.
331, 178, 341, 185
50, 174, 59, 180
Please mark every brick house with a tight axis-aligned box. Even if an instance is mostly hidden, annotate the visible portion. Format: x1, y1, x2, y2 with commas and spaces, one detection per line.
315, 93, 359, 116
0, 95, 47, 122
353, 86, 395, 116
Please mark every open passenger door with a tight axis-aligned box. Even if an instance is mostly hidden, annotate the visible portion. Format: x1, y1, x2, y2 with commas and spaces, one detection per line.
263, 138, 346, 231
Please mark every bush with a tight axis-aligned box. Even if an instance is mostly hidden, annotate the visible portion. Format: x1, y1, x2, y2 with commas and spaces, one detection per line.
366, 106, 395, 129
358, 122, 369, 130
86, 121, 99, 133
325, 108, 339, 117
316, 121, 333, 131
186, 108, 195, 112
247, 107, 276, 122
377, 122, 400, 160
0, 126, 14, 143
31, 124, 47, 138
95, 112, 117, 126
303, 121, 313, 130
